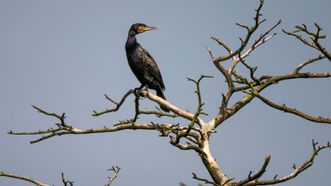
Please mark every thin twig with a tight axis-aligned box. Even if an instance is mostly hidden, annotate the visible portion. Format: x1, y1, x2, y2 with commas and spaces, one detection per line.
211, 36, 232, 54
61, 172, 74, 186
186, 75, 213, 134
92, 89, 134, 116
192, 172, 221, 186
104, 166, 121, 186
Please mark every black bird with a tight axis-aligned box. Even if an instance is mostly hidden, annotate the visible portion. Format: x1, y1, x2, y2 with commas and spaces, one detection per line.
125, 23, 169, 112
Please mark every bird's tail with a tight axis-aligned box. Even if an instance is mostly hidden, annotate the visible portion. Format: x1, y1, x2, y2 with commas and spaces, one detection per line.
156, 89, 170, 112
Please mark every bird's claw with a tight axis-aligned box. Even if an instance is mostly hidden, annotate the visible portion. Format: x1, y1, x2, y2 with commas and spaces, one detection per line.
133, 87, 147, 97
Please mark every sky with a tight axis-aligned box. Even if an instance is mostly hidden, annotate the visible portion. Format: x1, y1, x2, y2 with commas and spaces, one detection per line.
0, 0, 330, 186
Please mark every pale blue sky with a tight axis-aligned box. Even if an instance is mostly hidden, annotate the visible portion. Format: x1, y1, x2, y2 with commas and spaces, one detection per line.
1, 0, 330, 186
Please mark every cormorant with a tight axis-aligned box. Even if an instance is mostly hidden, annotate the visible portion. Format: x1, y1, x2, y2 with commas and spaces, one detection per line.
125, 23, 169, 112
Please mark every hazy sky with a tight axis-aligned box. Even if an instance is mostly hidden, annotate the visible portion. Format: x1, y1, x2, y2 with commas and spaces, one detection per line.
1, 0, 330, 186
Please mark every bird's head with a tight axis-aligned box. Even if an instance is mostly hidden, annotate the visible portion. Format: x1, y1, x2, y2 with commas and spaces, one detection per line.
129, 23, 158, 36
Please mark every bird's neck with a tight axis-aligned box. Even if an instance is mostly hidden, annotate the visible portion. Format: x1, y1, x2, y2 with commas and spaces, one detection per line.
126, 32, 138, 50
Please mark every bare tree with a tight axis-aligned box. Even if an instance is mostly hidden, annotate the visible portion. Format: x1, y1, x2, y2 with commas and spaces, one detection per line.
2, 0, 330, 185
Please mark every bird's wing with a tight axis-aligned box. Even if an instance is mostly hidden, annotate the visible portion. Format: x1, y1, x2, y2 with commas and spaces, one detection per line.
137, 47, 165, 89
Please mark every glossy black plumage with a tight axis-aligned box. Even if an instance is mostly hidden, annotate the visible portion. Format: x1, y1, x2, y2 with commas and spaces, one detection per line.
125, 23, 169, 112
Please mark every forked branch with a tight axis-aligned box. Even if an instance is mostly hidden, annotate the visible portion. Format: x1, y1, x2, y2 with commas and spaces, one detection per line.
92, 89, 177, 120
236, 155, 271, 186
186, 75, 213, 131
207, 0, 281, 121
283, 23, 331, 61
213, 0, 266, 63
61, 172, 73, 186
92, 89, 134, 116
104, 166, 121, 186
242, 140, 331, 186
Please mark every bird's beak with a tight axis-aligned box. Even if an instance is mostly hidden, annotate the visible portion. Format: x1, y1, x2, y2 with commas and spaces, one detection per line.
144, 26, 158, 31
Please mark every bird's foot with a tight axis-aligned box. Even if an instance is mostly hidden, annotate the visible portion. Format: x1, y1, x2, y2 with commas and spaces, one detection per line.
134, 87, 148, 97
133, 88, 142, 97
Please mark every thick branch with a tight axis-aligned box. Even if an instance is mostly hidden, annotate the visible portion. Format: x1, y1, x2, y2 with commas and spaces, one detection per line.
142, 90, 205, 126
198, 135, 230, 186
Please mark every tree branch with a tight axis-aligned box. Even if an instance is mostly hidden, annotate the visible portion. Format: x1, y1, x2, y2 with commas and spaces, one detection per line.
283, 23, 331, 61
1, 169, 121, 186
0, 172, 49, 186
142, 90, 205, 126
211, 36, 232, 54
9, 105, 202, 144
185, 75, 212, 134
213, 0, 266, 63
244, 140, 331, 185
293, 54, 326, 73
251, 92, 331, 124
9, 122, 200, 144
228, 19, 281, 76
92, 89, 134, 116
61, 172, 74, 186
236, 155, 271, 186
94, 87, 206, 126
93, 89, 179, 122
213, 71, 331, 127
104, 166, 121, 186
207, 0, 282, 125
